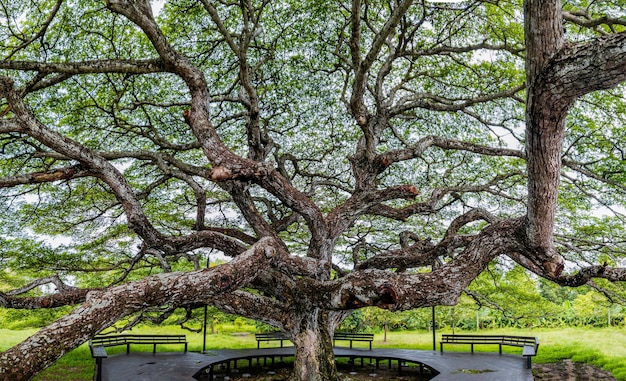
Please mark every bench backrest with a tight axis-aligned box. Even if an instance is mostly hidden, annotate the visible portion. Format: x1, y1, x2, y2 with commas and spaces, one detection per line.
91, 335, 128, 347
333, 332, 374, 340
91, 334, 187, 347
255, 332, 288, 340
500, 335, 538, 348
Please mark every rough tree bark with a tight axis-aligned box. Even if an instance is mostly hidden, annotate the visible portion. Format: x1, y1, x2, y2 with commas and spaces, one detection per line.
289, 311, 342, 381
0, 238, 280, 381
523, 0, 568, 276
522, 0, 626, 278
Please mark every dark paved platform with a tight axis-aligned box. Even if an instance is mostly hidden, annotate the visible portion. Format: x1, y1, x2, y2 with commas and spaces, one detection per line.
100, 347, 534, 380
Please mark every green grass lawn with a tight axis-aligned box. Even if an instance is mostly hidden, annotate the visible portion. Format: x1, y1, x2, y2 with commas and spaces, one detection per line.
2, 326, 626, 380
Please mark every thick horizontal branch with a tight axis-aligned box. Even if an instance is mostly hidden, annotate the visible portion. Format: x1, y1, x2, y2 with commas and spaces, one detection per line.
403, 41, 524, 58
0, 237, 280, 380
365, 173, 521, 221
563, 11, 626, 33
202, 227, 257, 247
357, 209, 496, 271
163, 230, 249, 257
0, 119, 23, 132
0, 59, 166, 75
327, 185, 419, 234
0, 289, 90, 309
355, 240, 436, 271
0, 165, 91, 188
377, 135, 525, 171
208, 290, 289, 329
541, 32, 626, 101
304, 218, 524, 310
389, 84, 526, 117
538, 264, 626, 287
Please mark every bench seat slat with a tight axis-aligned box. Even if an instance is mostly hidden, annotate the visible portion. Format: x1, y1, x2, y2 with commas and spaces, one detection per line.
522, 345, 536, 356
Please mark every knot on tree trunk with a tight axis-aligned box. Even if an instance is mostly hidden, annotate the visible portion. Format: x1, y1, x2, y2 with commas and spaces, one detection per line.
376, 283, 398, 308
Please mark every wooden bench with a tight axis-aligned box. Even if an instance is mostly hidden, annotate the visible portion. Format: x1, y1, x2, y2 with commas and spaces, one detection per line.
90, 333, 188, 354
255, 332, 290, 348
89, 334, 187, 381
440, 334, 539, 369
333, 332, 374, 350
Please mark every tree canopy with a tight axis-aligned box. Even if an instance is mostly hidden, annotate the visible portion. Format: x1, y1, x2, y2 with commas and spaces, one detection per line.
1, 0, 626, 380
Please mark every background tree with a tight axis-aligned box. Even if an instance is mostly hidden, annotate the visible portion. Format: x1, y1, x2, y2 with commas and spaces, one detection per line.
1, 0, 626, 380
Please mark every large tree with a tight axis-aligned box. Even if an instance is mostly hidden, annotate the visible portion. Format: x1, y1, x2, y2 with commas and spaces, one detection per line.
1, 0, 626, 380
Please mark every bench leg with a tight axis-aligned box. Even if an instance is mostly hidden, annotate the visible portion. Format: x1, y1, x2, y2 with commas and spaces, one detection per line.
94, 358, 103, 381
526, 356, 532, 369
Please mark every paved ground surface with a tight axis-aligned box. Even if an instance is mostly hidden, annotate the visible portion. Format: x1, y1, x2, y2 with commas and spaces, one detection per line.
100, 347, 533, 381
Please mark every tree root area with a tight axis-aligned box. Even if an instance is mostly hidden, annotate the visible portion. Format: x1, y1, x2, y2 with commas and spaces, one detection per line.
211, 360, 437, 381
532, 360, 617, 381
211, 359, 618, 381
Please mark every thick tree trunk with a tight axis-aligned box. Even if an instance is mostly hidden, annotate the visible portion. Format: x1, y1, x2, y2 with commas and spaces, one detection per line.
289, 310, 341, 381
522, 0, 567, 276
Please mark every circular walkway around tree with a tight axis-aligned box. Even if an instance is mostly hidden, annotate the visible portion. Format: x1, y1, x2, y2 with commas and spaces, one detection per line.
99, 347, 534, 381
